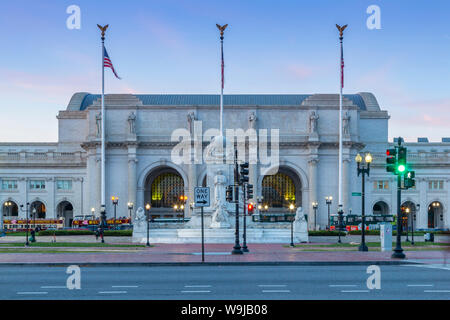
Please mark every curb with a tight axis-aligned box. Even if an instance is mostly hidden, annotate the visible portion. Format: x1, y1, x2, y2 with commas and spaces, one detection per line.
0, 260, 421, 267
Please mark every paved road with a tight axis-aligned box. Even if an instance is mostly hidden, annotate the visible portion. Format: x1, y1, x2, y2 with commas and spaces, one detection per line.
0, 264, 449, 300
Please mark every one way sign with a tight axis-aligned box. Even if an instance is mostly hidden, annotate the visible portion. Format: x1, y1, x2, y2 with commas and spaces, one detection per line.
194, 187, 210, 207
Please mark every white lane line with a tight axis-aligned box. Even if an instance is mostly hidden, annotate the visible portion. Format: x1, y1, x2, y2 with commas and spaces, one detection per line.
17, 292, 48, 295
41, 286, 66, 289
424, 290, 450, 293
184, 285, 212, 288
341, 290, 370, 293
112, 286, 139, 288
329, 285, 358, 287
258, 285, 287, 287
407, 284, 434, 287
262, 290, 290, 293
181, 290, 211, 293
98, 291, 127, 294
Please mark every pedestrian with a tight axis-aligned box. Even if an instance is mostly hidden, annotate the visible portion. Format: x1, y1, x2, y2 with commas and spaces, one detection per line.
95, 228, 99, 241
52, 231, 56, 243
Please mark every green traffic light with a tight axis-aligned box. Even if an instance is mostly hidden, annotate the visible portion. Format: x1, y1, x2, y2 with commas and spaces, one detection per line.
397, 164, 406, 173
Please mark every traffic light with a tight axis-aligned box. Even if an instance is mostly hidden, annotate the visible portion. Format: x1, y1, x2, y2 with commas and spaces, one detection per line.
386, 148, 397, 174
397, 147, 407, 174
239, 162, 249, 184
404, 170, 415, 189
247, 203, 254, 215
246, 184, 253, 200
226, 185, 233, 202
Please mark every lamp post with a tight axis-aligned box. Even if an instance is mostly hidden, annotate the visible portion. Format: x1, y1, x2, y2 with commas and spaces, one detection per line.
111, 196, 118, 230
32, 208, 36, 230
145, 203, 151, 247
100, 205, 106, 243
289, 203, 295, 247
91, 207, 95, 230
2, 201, 11, 236
325, 196, 332, 230
413, 204, 420, 245
355, 152, 372, 252
127, 202, 133, 226
19, 203, 30, 246
312, 201, 318, 231
405, 207, 410, 242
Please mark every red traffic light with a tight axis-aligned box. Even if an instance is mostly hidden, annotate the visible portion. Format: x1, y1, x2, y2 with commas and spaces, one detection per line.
247, 203, 254, 214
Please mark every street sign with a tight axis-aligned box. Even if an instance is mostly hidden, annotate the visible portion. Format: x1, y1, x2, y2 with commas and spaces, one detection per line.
194, 187, 210, 207
352, 192, 362, 196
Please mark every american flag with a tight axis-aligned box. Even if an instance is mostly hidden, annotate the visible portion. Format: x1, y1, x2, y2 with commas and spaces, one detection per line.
103, 47, 121, 79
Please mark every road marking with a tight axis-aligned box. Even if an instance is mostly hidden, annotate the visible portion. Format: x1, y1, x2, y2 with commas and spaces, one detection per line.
407, 284, 434, 287
98, 291, 127, 294
424, 290, 450, 293
41, 286, 66, 289
181, 290, 211, 293
184, 285, 212, 288
17, 292, 48, 295
341, 290, 370, 293
262, 290, 290, 293
329, 285, 358, 287
112, 286, 139, 288
258, 285, 287, 287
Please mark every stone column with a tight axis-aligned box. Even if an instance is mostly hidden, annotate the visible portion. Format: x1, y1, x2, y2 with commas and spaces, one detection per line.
342, 158, 350, 214
417, 178, 428, 229
308, 159, 318, 230
128, 157, 137, 221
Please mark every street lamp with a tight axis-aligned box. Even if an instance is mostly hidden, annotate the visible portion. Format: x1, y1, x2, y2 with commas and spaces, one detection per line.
111, 196, 118, 230
312, 201, 318, 231
32, 208, 36, 230
289, 203, 295, 247
100, 205, 106, 243
127, 202, 134, 226
325, 196, 332, 230
355, 152, 372, 252
91, 207, 95, 216
19, 203, 30, 246
145, 203, 151, 247
2, 201, 12, 236
405, 207, 410, 242
413, 204, 420, 245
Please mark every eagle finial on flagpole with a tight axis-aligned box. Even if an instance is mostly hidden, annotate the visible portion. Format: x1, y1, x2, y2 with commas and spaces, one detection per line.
336, 24, 347, 38
216, 24, 228, 38
97, 24, 109, 39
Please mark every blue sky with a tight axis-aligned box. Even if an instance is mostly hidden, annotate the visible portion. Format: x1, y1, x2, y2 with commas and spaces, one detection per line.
0, 0, 449, 142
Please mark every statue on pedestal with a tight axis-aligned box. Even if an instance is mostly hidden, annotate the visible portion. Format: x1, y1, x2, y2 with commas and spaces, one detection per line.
343, 112, 350, 135
133, 207, 146, 234
293, 207, 309, 243
210, 169, 230, 228
95, 113, 102, 137
309, 111, 319, 134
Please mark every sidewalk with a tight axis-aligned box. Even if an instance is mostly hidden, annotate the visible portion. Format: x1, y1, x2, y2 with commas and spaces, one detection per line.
0, 243, 448, 266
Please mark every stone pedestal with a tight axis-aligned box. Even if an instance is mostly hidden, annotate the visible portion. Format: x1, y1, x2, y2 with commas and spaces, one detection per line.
293, 207, 309, 243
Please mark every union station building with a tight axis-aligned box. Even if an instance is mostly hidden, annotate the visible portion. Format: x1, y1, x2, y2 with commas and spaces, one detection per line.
0, 92, 449, 231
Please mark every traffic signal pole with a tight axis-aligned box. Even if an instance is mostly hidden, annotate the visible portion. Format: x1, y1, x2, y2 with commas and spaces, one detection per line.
232, 150, 243, 255
242, 183, 248, 252
392, 173, 405, 258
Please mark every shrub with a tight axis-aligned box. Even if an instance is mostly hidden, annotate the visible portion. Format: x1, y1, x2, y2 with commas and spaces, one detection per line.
38, 230, 94, 236
103, 230, 132, 236
348, 230, 380, 236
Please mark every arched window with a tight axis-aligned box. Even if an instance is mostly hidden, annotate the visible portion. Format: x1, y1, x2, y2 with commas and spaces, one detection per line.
30, 201, 46, 219
262, 173, 297, 209
151, 172, 184, 208
373, 201, 389, 215
2, 201, 18, 217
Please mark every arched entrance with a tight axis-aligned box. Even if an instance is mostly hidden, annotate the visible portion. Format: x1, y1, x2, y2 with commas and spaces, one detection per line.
2, 200, 18, 217
57, 201, 74, 227
144, 167, 186, 219
261, 168, 302, 213
428, 201, 444, 229
373, 201, 389, 215
30, 201, 46, 219
401, 201, 417, 232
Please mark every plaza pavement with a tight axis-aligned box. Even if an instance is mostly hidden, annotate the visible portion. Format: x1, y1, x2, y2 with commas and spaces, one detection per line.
0, 236, 448, 267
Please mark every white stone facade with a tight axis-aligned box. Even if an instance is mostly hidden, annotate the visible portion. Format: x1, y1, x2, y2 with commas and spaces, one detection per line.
0, 92, 448, 231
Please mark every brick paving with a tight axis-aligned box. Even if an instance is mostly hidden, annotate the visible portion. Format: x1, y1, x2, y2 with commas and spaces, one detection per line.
0, 242, 448, 265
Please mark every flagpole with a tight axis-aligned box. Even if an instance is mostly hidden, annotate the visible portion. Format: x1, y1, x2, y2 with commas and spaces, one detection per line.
216, 24, 228, 137
336, 24, 347, 219
98, 25, 109, 223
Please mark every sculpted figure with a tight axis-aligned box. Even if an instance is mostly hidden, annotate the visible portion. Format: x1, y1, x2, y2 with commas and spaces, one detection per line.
187, 112, 196, 134
95, 113, 102, 137
309, 111, 319, 133
343, 112, 350, 135
128, 112, 136, 134
248, 112, 257, 129
210, 169, 230, 227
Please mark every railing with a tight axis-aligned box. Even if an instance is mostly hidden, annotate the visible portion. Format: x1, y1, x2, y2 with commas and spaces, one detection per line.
252, 213, 295, 223
0, 151, 86, 164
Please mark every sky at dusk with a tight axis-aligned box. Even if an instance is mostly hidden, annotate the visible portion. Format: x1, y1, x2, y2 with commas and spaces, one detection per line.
0, 0, 449, 142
